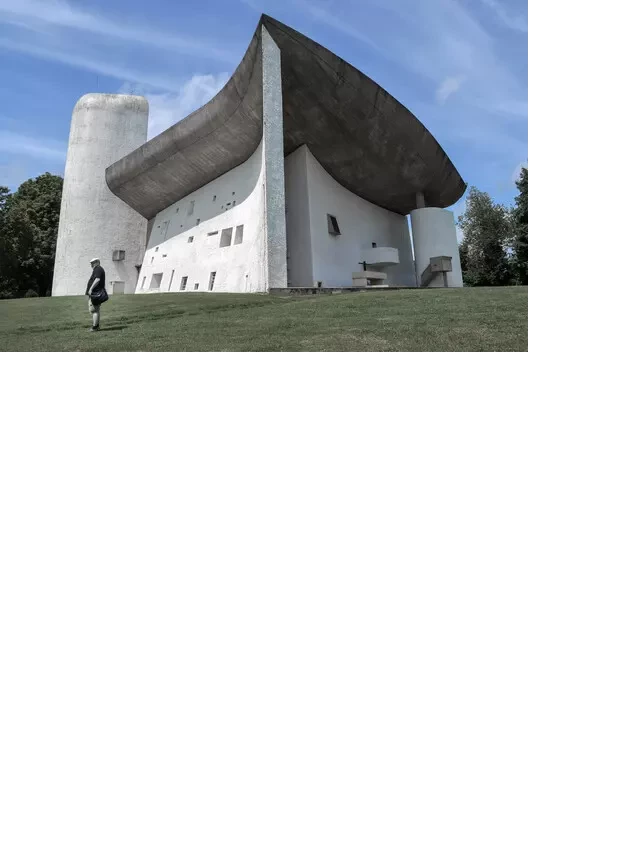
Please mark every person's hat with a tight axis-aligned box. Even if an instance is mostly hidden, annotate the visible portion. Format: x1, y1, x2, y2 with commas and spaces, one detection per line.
90, 257, 100, 264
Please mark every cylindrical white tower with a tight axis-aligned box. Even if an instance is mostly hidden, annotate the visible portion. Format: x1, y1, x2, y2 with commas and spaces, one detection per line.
410, 206, 463, 287
52, 94, 149, 296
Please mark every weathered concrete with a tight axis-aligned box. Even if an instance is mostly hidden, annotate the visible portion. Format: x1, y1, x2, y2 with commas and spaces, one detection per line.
106, 15, 465, 220
52, 94, 148, 296
410, 207, 463, 287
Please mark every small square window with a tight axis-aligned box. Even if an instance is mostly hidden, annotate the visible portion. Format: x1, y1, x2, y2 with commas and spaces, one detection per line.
220, 227, 233, 248
112, 249, 125, 261
187, 200, 195, 216
188, 236, 194, 243
208, 271, 217, 291
196, 218, 200, 225
180, 276, 188, 291
213, 195, 217, 202
155, 247, 159, 252
234, 225, 244, 245
194, 282, 199, 291
327, 214, 341, 235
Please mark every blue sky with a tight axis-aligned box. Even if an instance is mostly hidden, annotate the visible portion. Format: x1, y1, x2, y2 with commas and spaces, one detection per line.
0, 0, 527, 216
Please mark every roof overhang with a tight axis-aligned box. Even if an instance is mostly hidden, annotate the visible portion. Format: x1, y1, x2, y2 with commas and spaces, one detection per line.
105, 14, 466, 220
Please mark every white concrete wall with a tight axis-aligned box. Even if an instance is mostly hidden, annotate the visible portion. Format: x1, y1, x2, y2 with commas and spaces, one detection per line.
137, 142, 266, 294
52, 94, 148, 296
284, 146, 313, 286
285, 146, 415, 288
410, 207, 463, 287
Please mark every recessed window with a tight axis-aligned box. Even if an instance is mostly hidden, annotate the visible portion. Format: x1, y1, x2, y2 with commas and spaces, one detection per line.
207, 231, 219, 237
168, 270, 175, 290
234, 225, 244, 245
188, 236, 194, 243
327, 214, 341, 236
213, 195, 216, 202
112, 249, 125, 261
372, 242, 377, 248
220, 227, 233, 248
155, 247, 159, 252
196, 218, 200, 225
232, 201, 236, 206
194, 282, 199, 291
187, 200, 195, 216
232, 191, 235, 196
162, 254, 167, 258
176, 207, 179, 212
208, 271, 216, 291
180, 276, 188, 291
141, 276, 146, 290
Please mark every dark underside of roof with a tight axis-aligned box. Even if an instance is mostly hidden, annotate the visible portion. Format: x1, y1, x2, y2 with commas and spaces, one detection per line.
105, 14, 466, 220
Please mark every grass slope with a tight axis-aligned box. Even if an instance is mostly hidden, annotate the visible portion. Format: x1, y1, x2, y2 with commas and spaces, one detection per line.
0, 288, 527, 352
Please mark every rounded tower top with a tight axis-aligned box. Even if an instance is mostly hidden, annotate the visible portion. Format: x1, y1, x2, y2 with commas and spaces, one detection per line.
73, 93, 149, 115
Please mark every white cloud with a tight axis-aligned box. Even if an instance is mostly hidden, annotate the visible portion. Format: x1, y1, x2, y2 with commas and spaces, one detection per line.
436, 76, 464, 104
137, 74, 230, 139
479, 0, 528, 33
0, 130, 66, 161
0, 0, 236, 60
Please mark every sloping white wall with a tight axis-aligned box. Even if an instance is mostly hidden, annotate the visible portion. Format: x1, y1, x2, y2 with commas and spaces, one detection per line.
137, 142, 266, 294
285, 146, 415, 288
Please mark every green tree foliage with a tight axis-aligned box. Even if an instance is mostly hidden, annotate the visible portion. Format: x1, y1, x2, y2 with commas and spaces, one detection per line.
511, 166, 528, 286
0, 173, 63, 299
458, 187, 513, 286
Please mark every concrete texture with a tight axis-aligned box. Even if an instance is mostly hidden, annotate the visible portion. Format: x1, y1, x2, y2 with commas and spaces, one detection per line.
52, 94, 149, 296
105, 15, 465, 220
410, 207, 463, 287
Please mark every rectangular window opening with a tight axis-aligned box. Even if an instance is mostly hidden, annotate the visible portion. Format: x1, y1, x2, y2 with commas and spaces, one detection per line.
208, 271, 217, 291
220, 227, 233, 248
188, 236, 194, 243
234, 224, 244, 245
168, 270, 175, 291
327, 214, 341, 236
187, 200, 195, 216
194, 282, 199, 291
180, 276, 188, 291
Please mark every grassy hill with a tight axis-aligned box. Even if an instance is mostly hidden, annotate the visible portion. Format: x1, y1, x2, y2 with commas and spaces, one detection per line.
0, 287, 527, 352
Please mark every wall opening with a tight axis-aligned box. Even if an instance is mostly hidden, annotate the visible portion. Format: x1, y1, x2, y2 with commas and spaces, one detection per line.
234, 225, 244, 245
194, 282, 199, 291
187, 200, 195, 216
327, 214, 341, 236
220, 228, 233, 248
180, 276, 188, 291
168, 270, 175, 291
150, 273, 163, 290
188, 236, 194, 243
209, 271, 217, 291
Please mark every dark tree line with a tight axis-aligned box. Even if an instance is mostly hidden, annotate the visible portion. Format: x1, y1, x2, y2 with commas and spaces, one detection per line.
0, 173, 63, 299
458, 166, 528, 286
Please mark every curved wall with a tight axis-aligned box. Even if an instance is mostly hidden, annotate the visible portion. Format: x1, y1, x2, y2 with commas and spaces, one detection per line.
410, 208, 463, 288
285, 146, 415, 288
52, 94, 148, 296
136, 142, 266, 294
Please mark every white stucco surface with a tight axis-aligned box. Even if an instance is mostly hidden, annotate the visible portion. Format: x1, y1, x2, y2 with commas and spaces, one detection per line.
410, 207, 463, 287
137, 142, 266, 294
52, 94, 148, 296
284, 146, 415, 288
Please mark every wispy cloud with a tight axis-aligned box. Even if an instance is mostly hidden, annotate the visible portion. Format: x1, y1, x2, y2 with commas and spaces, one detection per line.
121, 74, 230, 138
0, 130, 66, 161
0, 0, 236, 61
0, 35, 184, 91
478, 0, 528, 34
436, 76, 465, 104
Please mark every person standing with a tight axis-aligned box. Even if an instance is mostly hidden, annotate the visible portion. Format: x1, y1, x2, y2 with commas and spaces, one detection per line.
85, 257, 108, 331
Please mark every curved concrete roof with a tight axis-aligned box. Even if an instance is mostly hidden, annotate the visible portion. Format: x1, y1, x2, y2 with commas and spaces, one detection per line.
106, 15, 465, 219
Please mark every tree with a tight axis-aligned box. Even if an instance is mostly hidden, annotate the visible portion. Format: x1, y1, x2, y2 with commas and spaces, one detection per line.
457, 187, 513, 287
0, 173, 63, 299
511, 166, 528, 286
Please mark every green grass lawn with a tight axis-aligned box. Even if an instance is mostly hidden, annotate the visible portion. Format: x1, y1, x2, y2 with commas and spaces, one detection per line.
0, 287, 527, 352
